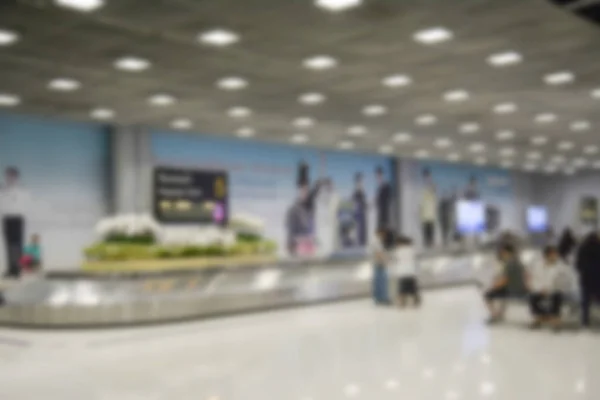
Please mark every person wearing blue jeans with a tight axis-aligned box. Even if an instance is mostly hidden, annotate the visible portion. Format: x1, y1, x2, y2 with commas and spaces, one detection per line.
372, 229, 390, 304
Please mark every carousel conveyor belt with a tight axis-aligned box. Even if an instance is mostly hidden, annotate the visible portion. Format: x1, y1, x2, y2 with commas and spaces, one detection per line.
0, 249, 501, 328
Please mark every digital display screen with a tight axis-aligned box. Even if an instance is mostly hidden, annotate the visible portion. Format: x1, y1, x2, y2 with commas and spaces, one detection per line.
456, 200, 486, 234
153, 167, 228, 225
527, 206, 548, 233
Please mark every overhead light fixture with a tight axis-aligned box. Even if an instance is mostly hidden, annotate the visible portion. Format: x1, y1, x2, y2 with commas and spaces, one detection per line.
54, 0, 105, 12
228, 106, 251, 118
544, 71, 575, 86
415, 114, 437, 126
435, 138, 453, 148
0, 93, 21, 107
114, 56, 151, 72
459, 122, 480, 135
413, 27, 453, 45
526, 151, 542, 160
217, 76, 248, 90
48, 78, 81, 91
171, 118, 192, 130
564, 168, 576, 176
531, 136, 548, 146
443, 89, 469, 102
348, 125, 367, 137
523, 163, 537, 172
499, 147, 516, 157
237, 127, 255, 138
198, 29, 239, 47
148, 93, 176, 106
298, 92, 326, 105
291, 133, 309, 144
338, 140, 355, 150
474, 157, 487, 166
545, 165, 558, 174
447, 153, 461, 162
0, 29, 19, 46
535, 113, 557, 124
584, 145, 598, 155
415, 149, 430, 159
303, 55, 338, 70
315, 0, 363, 12
90, 107, 114, 120
487, 51, 522, 67
590, 88, 600, 99
570, 120, 591, 132
593, 160, 600, 170
493, 102, 517, 114
469, 142, 486, 153
382, 74, 412, 88
496, 130, 515, 141
572, 158, 588, 168
362, 104, 387, 117
501, 160, 514, 169
379, 145, 393, 154
557, 141, 575, 151
551, 154, 566, 164
293, 117, 315, 128
393, 132, 412, 143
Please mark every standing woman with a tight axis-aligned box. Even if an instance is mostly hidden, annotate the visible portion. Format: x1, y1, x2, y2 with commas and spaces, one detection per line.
1, 167, 29, 278
372, 228, 390, 305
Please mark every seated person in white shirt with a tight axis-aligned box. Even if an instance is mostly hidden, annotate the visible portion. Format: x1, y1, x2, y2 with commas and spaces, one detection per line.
483, 244, 514, 323
393, 235, 420, 307
527, 246, 568, 330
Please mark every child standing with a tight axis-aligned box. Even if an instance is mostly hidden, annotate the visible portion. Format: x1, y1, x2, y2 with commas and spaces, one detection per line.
20, 233, 42, 273
393, 236, 420, 307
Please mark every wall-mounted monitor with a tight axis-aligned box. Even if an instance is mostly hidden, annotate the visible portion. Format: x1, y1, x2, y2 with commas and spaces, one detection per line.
456, 200, 486, 234
527, 206, 548, 233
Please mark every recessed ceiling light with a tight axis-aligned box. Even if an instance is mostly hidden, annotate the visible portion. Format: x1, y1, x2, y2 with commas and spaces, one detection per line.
217, 76, 248, 90
526, 151, 542, 160
54, 0, 105, 12
198, 29, 239, 47
415, 114, 437, 126
590, 88, 600, 99
551, 154, 566, 164
459, 122, 480, 135
0, 93, 21, 107
558, 141, 575, 151
572, 158, 588, 168
0, 29, 19, 46
413, 27, 453, 45
531, 136, 548, 146
148, 93, 176, 106
564, 168, 576, 176
393, 132, 412, 143
114, 56, 151, 72
348, 125, 367, 137
338, 140, 355, 150
493, 102, 517, 114
293, 117, 315, 128
298, 92, 326, 105
544, 71, 575, 86
501, 160, 514, 169
291, 133, 309, 144
535, 113, 557, 124
303, 55, 338, 70
447, 153, 461, 162
496, 130, 515, 141
593, 160, 600, 170
228, 106, 251, 118
435, 137, 453, 148
443, 89, 469, 102
415, 149, 430, 159
570, 120, 591, 132
487, 51, 522, 67
171, 118, 192, 130
315, 0, 363, 12
48, 77, 81, 91
90, 107, 114, 120
382, 74, 412, 88
469, 142, 486, 153
544, 165, 558, 174
379, 145, 394, 154
475, 157, 487, 166
523, 163, 537, 172
362, 104, 387, 117
499, 147, 516, 158
584, 145, 598, 155
237, 127, 255, 138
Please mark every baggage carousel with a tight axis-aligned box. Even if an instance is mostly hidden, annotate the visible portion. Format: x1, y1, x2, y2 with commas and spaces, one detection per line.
0, 249, 507, 328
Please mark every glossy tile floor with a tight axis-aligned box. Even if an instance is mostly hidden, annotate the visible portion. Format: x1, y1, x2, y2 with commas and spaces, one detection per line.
0, 287, 598, 399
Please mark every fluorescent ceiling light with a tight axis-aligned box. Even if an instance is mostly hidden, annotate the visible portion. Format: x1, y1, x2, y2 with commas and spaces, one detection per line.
382, 74, 412, 88
487, 51, 522, 67
501, 160, 514, 169
54, 0, 104, 12
303, 55, 338, 70
531, 136, 548, 146
413, 27, 453, 45
415, 114, 437, 126
237, 127, 255, 138
228, 106, 251, 118
551, 154, 566, 164
415, 149, 430, 159
499, 147, 516, 157
338, 140, 355, 150
496, 130, 515, 141
348, 125, 367, 137
557, 141, 575, 151
148, 93, 176, 106
435, 138, 453, 148
291, 133, 308, 144
299, 92, 326, 105
544, 71, 575, 86
0, 29, 19, 46
315, 0, 363, 12
572, 158, 588, 168
171, 118, 192, 130
0, 93, 21, 107
447, 153, 461, 162
459, 122, 480, 135
545, 165, 558, 174
474, 157, 487, 166
590, 88, 600, 99
523, 163, 537, 172
48, 78, 81, 91
379, 145, 393, 155
526, 151, 542, 160
393, 132, 412, 143
443, 89, 469, 102
362, 104, 387, 117
493, 102, 517, 114
584, 145, 598, 155
293, 117, 315, 128
198, 29, 239, 47
535, 113, 557, 124
114, 56, 150, 72
469, 142, 486, 153
217, 76, 248, 90
90, 107, 114, 120
570, 120, 591, 132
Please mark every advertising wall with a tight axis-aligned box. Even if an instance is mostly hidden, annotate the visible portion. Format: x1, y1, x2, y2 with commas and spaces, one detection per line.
0, 113, 110, 271
150, 131, 396, 258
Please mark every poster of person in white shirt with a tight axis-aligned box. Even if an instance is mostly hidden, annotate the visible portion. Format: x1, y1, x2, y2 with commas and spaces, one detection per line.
0, 167, 29, 277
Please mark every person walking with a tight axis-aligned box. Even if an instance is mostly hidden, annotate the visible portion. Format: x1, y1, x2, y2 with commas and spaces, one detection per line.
575, 231, 600, 328
1, 167, 29, 278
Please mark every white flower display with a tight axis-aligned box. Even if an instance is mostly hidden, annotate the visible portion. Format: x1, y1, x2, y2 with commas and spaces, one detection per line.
95, 213, 161, 240
229, 212, 265, 235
